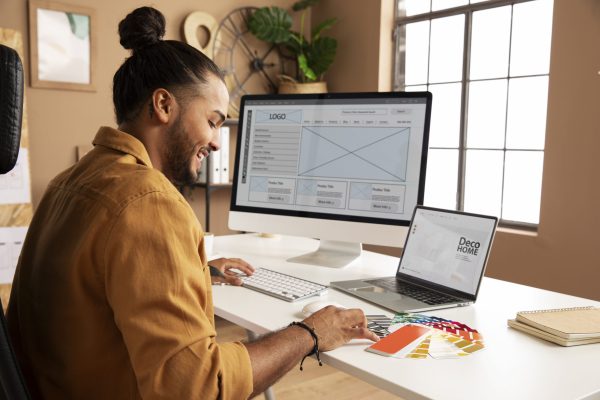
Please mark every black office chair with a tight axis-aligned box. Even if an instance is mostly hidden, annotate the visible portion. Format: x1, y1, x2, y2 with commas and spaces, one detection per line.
0, 298, 30, 400
1, 43, 23, 174
0, 43, 32, 400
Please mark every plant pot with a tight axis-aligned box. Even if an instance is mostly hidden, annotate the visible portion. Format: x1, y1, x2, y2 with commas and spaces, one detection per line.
278, 81, 328, 94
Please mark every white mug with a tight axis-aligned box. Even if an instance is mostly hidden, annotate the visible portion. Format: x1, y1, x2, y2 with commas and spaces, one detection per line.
203, 232, 214, 257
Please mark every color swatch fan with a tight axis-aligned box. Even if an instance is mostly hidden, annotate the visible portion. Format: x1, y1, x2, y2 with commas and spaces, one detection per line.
365, 313, 485, 359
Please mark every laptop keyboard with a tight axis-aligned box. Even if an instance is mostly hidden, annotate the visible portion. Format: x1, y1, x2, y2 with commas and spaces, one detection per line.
240, 268, 328, 302
366, 278, 459, 305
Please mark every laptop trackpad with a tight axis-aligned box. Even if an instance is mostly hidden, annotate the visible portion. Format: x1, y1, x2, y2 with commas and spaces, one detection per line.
355, 286, 387, 294
349, 284, 427, 310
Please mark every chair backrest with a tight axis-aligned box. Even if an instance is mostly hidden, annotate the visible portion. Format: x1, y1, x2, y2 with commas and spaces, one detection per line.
0, 43, 24, 174
0, 44, 31, 400
0, 299, 31, 400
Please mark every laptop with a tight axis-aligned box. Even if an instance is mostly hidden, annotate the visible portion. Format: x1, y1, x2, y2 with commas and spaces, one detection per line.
330, 206, 498, 313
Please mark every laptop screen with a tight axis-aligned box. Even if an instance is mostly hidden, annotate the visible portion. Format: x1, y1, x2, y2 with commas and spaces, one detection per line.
397, 207, 498, 296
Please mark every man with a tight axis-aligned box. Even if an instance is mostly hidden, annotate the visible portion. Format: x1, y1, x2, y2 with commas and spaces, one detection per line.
7, 6, 378, 400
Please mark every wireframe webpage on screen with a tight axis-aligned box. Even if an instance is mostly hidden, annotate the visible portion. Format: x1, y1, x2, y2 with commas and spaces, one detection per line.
234, 97, 428, 222
399, 209, 495, 295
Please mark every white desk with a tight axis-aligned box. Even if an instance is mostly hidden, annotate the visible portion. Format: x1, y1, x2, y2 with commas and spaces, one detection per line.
211, 233, 600, 400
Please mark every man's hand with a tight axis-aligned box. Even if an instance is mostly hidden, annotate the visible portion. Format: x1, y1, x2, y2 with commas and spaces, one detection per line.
244, 304, 378, 397
208, 257, 255, 286
302, 306, 379, 351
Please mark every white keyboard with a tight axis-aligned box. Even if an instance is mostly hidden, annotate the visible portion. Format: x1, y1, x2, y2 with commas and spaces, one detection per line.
240, 268, 328, 302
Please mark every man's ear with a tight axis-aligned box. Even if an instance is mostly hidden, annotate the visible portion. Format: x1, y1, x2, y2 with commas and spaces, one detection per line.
150, 88, 175, 124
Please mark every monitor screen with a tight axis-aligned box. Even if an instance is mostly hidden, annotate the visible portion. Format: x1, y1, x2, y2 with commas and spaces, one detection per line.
229, 92, 432, 267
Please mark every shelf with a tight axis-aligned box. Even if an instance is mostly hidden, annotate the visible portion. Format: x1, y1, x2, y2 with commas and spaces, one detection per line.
183, 181, 233, 232
191, 182, 233, 189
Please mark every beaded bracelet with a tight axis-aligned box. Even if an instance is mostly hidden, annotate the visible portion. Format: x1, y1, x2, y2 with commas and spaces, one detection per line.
289, 321, 323, 371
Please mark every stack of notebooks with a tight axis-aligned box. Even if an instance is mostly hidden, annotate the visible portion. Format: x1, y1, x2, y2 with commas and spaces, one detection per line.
507, 306, 600, 346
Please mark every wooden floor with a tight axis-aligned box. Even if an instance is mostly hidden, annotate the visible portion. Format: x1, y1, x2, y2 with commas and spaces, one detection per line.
215, 317, 403, 400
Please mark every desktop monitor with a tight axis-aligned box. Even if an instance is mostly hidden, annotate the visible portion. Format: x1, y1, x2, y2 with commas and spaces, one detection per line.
229, 91, 432, 268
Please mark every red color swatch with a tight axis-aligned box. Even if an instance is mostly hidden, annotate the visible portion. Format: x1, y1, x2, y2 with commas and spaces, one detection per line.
367, 324, 431, 356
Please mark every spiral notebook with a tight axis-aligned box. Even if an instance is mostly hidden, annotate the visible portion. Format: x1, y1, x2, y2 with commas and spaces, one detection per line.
508, 306, 600, 346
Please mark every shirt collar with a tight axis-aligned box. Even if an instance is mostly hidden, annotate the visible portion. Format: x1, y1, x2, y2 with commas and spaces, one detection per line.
92, 126, 154, 168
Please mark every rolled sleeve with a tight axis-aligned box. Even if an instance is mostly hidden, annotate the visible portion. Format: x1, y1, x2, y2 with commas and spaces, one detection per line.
104, 191, 253, 399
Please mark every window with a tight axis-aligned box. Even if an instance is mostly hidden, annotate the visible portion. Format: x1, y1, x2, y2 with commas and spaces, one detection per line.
394, 0, 553, 226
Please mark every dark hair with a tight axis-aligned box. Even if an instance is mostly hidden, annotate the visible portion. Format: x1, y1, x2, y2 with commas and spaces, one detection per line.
113, 7, 224, 124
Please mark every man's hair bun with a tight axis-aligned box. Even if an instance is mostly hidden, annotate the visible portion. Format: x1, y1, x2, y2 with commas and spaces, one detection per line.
118, 6, 166, 52
113, 6, 225, 125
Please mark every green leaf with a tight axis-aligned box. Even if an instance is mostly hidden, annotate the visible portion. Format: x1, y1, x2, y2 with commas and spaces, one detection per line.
306, 36, 337, 78
292, 0, 320, 12
285, 31, 305, 55
298, 53, 317, 81
311, 18, 337, 41
248, 7, 292, 44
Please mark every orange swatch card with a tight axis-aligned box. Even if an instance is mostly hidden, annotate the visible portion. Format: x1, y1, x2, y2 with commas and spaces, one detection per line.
366, 324, 432, 357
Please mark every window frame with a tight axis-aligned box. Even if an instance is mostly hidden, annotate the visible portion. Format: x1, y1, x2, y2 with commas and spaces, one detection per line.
393, 0, 548, 230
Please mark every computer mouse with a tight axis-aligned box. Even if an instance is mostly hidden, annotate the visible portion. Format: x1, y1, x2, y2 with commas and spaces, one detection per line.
302, 300, 346, 318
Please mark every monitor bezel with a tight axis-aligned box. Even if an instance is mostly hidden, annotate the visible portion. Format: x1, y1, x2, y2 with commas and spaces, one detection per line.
229, 91, 432, 227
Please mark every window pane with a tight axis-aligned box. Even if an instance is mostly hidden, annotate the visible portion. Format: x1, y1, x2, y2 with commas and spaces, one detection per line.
402, 0, 431, 16
502, 151, 543, 224
432, 0, 467, 11
470, 6, 511, 80
464, 150, 503, 217
405, 21, 430, 86
424, 149, 458, 209
405, 85, 428, 92
467, 79, 507, 149
428, 83, 462, 148
506, 76, 548, 150
429, 15, 464, 83
510, 0, 554, 76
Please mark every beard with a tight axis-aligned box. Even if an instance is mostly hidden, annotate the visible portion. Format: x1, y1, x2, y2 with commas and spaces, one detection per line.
164, 115, 201, 186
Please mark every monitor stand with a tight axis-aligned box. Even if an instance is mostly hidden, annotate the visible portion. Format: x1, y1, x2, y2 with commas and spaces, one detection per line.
287, 240, 362, 268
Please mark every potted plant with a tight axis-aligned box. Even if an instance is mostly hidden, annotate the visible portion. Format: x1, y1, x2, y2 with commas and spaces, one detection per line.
248, 0, 337, 93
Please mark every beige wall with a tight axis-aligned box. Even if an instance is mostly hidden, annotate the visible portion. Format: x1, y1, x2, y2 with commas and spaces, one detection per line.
2, 0, 599, 300
312, 0, 395, 92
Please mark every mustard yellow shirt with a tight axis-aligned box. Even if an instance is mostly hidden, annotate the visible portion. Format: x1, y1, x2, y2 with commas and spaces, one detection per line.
7, 127, 253, 399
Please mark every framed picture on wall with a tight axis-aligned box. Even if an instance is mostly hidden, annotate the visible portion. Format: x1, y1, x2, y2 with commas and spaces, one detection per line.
28, 0, 96, 91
